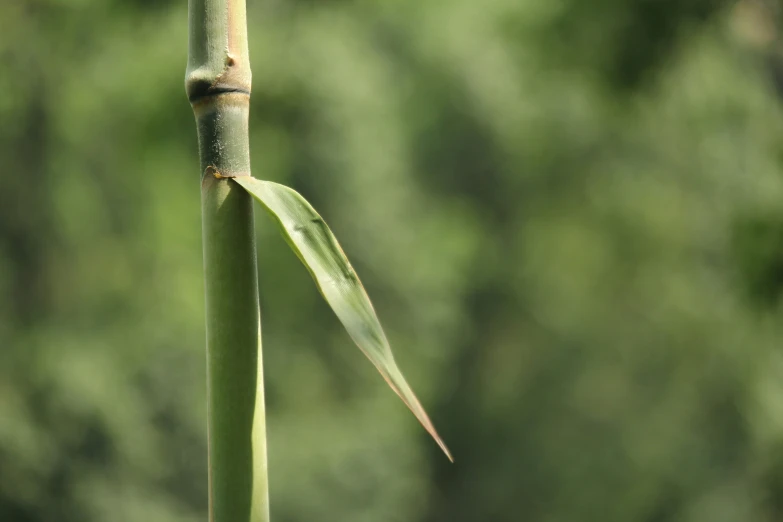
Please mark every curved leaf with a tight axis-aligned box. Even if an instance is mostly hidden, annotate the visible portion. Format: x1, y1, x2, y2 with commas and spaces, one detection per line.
233, 176, 452, 462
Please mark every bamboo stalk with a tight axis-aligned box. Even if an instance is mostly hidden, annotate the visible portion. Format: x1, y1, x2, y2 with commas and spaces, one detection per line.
186, 0, 269, 521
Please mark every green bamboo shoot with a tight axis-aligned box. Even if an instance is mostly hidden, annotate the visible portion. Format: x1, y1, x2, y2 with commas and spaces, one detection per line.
186, 0, 269, 520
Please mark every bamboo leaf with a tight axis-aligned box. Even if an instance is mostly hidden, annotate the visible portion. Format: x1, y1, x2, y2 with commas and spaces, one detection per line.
233, 176, 453, 462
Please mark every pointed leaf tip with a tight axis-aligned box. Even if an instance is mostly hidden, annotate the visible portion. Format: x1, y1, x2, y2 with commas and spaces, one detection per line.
233, 176, 453, 461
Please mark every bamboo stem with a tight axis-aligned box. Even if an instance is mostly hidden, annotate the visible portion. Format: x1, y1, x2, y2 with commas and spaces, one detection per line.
186, 0, 269, 521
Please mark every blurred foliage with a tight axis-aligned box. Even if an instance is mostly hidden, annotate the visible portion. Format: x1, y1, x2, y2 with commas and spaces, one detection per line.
2, 0, 783, 521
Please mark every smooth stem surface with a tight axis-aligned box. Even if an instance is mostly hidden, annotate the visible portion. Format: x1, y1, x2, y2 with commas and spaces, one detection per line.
187, 0, 269, 521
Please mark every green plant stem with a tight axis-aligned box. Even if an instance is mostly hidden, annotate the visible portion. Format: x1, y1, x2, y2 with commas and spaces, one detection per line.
186, 0, 269, 521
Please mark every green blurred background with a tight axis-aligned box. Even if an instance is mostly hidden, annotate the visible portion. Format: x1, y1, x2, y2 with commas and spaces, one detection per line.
3, 0, 783, 520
